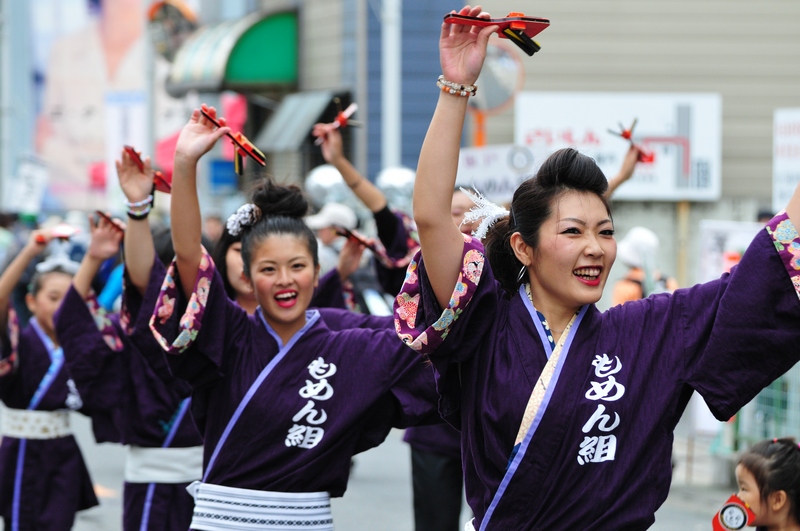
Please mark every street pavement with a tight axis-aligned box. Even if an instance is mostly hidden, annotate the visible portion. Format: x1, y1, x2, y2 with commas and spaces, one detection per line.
52, 413, 736, 531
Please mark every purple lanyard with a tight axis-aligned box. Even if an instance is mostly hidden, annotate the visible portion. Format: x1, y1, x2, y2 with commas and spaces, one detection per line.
479, 288, 587, 531
27, 318, 64, 410
201, 309, 320, 482
12, 318, 66, 531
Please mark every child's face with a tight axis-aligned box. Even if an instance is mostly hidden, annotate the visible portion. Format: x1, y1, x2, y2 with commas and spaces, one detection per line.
246, 234, 319, 339
736, 464, 767, 525
25, 272, 72, 338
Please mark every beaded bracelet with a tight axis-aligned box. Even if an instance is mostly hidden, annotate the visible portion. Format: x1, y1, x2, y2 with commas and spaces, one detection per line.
127, 204, 151, 221
124, 195, 154, 209
437, 75, 478, 97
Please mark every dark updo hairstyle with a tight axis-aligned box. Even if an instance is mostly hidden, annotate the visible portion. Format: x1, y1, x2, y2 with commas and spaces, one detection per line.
483, 148, 611, 296
240, 178, 318, 278
739, 437, 800, 521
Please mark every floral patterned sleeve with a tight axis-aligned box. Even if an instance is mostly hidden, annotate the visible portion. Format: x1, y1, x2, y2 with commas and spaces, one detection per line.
83, 292, 124, 352
394, 233, 495, 359
150, 250, 214, 355
765, 211, 800, 298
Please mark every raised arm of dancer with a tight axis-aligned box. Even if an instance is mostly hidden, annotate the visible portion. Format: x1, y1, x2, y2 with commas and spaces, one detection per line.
172, 105, 230, 299
0, 230, 51, 330
72, 216, 123, 299
313, 124, 387, 213
116, 148, 157, 294
605, 144, 642, 199
415, 5, 496, 308
785, 180, 800, 229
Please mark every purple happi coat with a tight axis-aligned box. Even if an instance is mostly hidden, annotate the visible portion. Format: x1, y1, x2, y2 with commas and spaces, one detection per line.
0, 312, 98, 531
149, 250, 438, 496
54, 258, 202, 531
394, 213, 800, 530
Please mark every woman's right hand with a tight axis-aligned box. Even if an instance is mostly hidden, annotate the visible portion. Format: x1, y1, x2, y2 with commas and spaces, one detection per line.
440, 5, 497, 86
87, 214, 124, 261
23, 229, 51, 256
312, 123, 344, 165
115, 148, 153, 203
174, 104, 231, 164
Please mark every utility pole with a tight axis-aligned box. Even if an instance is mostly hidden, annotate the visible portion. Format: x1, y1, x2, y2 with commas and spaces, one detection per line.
381, 0, 401, 170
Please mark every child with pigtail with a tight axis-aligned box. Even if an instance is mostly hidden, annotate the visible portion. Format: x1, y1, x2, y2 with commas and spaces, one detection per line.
0, 227, 97, 530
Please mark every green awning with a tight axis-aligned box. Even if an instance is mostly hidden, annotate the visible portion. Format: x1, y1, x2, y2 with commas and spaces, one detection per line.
166, 10, 297, 97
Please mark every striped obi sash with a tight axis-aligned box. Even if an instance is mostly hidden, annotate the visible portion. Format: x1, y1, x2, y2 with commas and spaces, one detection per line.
187, 482, 333, 531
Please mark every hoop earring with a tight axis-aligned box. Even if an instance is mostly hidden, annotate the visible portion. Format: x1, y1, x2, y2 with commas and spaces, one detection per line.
517, 265, 527, 284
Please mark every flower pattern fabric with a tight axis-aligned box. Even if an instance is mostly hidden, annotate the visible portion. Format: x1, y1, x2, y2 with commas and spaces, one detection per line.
393, 233, 484, 355
374, 210, 420, 270
84, 292, 124, 352
150, 250, 214, 354
766, 212, 800, 301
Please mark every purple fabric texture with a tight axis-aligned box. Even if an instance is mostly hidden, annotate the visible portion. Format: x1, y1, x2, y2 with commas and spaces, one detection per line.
55, 258, 201, 531
0, 322, 98, 528
149, 252, 439, 497
393, 215, 800, 530
123, 481, 194, 531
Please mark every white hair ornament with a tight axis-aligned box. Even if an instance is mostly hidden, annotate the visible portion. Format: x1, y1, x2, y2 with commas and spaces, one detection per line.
226, 204, 263, 236
460, 187, 510, 240
35, 254, 81, 276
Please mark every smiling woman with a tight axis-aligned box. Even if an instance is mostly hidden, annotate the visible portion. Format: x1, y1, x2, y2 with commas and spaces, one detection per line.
150, 104, 440, 531
400, 4, 800, 530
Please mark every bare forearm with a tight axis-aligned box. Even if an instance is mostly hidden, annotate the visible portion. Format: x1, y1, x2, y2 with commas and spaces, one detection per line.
73, 255, 103, 299
605, 173, 627, 199
333, 157, 386, 213
0, 247, 38, 304
124, 218, 155, 295
172, 155, 203, 299
414, 93, 470, 307
785, 182, 800, 230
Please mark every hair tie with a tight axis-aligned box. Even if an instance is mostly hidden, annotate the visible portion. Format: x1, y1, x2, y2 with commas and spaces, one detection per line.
35, 254, 81, 276
226, 204, 263, 236
460, 187, 510, 240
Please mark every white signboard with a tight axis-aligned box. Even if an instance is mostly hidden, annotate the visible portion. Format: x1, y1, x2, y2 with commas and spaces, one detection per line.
515, 92, 722, 201
773, 109, 800, 213
696, 219, 763, 284
456, 144, 535, 204
3, 159, 50, 213
105, 91, 148, 214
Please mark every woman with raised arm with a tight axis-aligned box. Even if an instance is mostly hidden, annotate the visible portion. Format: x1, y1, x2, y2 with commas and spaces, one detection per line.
55, 148, 203, 531
314, 121, 466, 531
395, 5, 800, 530
150, 105, 437, 530
0, 228, 98, 530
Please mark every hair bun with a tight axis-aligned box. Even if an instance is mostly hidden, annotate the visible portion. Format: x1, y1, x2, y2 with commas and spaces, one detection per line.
535, 148, 608, 196
249, 178, 309, 219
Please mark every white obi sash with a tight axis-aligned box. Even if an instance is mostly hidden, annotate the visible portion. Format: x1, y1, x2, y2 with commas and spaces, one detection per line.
187, 482, 333, 531
0, 406, 71, 439
124, 445, 203, 484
